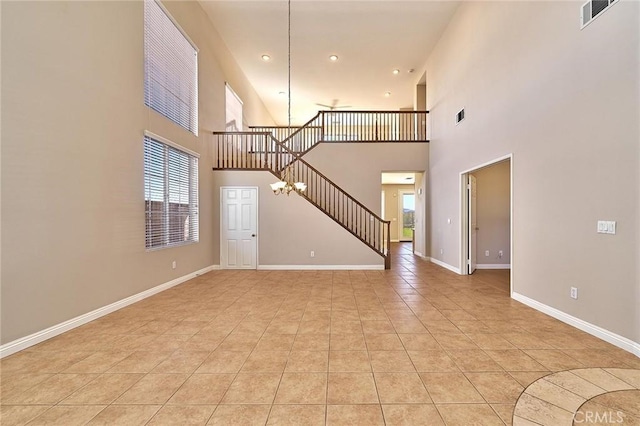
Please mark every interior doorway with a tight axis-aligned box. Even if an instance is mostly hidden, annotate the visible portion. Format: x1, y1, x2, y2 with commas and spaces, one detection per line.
220, 186, 258, 269
460, 155, 512, 292
398, 190, 415, 242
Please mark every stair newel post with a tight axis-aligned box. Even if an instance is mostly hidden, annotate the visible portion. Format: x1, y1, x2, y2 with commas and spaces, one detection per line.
385, 220, 391, 270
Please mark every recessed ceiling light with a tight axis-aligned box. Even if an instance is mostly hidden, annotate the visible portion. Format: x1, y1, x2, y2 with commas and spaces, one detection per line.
393, 69, 400, 75
384, 92, 391, 97
329, 55, 339, 61
261, 54, 271, 61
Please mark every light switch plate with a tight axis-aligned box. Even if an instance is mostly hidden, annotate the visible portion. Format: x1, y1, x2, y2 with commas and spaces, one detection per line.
597, 220, 616, 235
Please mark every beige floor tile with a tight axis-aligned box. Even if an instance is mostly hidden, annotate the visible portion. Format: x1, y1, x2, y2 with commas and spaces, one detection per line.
466, 333, 517, 349
361, 320, 395, 334
446, 349, 503, 372
572, 368, 636, 391
381, 404, 444, 426
152, 350, 210, 373
370, 350, 415, 372
514, 392, 575, 424
196, 350, 250, 373
329, 351, 371, 372
331, 320, 363, 334
605, 368, 640, 388
327, 373, 379, 404
431, 333, 478, 349
465, 372, 524, 403
0, 405, 51, 426
108, 351, 173, 373
508, 371, 551, 387
586, 389, 640, 417
62, 373, 143, 404
218, 333, 261, 351
241, 351, 289, 373
543, 370, 606, 399
330, 334, 367, 351
491, 404, 515, 426
274, 372, 327, 404
267, 405, 325, 426
298, 319, 331, 334
408, 350, 460, 372
220, 373, 281, 404
524, 349, 584, 371
326, 405, 385, 426
502, 333, 555, 350
168, 374, 234, 404
63, 351, 132, 373
525, 377, 586, 412
292, 334, 329, 351
147, 405, 215, 425
254, 335, 296, 352
398, 333, 441, 351
86, 405, 161, 425
365, 333, 404, 350
436, 404, 504, 426
3, 373, 97, 404
1, 373, 53, 400
419, 372, 484, 403
374, 372, 432, 403
28, 405, 106, 426
285, 350, 328, 372
114, 373, 188, 404
485, 349, 547, 371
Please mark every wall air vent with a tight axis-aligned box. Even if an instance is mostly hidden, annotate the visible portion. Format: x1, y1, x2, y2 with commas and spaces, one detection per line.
581, 0, 618, 29
455, 108, 465, 125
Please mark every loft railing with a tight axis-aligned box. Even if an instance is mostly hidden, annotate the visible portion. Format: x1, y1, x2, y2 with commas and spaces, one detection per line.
212, 131, 391, 268
251, 110, 429, 155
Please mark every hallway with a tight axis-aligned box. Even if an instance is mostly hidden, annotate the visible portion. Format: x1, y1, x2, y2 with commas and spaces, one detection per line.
1, 244, 638, 425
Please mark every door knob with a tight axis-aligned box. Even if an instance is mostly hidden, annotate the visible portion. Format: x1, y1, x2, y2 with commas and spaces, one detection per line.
251, 234, 256, 237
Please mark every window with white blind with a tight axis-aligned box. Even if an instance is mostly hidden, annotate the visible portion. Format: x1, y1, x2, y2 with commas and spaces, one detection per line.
144, 133, 199, 250
144, 0, 198, 135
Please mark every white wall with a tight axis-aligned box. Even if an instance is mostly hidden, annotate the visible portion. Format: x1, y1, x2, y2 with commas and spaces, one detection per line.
425, 2, 639, 343
474, 160, 510, 267
0, 1, 274, 345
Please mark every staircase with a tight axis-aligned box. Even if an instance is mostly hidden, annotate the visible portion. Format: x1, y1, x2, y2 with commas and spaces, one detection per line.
213, 111, 429, 269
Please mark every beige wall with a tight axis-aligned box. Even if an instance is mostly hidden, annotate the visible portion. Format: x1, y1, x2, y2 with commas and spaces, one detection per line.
474, 160, 510, 266
425, 2, 639, 342
382, 184, 415, 242
0, 1, 274, 344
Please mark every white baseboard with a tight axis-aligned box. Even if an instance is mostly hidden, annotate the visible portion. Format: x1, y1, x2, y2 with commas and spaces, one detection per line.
476, 264, 511, 270
414, 252, 430, 261
258, 264, 384, 271
391, 239, 400, 243
512, 292, 640, 357
429, 258, 461, 274
0, 265, 218, 359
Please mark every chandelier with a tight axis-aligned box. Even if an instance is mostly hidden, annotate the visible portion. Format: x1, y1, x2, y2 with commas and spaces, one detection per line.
271, 0, 306, 196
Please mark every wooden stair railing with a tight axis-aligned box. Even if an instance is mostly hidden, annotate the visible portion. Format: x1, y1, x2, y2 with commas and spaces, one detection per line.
212, 131, 392, 269
251, 110, 429, 155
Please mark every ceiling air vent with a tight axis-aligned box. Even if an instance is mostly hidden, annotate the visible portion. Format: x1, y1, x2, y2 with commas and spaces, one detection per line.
581, 0, 618, 29
455, 108, 465, 125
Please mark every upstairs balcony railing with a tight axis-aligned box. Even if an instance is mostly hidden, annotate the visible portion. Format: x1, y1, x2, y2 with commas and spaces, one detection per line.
251, 110, 428, 154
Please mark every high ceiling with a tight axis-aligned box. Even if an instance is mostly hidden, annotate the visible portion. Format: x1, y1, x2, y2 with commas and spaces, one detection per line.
199, 1, 460, 125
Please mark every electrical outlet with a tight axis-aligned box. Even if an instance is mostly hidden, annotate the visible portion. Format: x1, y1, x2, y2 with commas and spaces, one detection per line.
172, 261, 176, 269
485, 250, 490, 257
498, 250, 503, 258
310, 251, 315, 258
570, 287, 578, 299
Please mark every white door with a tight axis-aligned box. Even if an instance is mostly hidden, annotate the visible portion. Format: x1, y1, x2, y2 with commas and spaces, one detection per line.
468, 175, 477, 274
221, 187, 257, 269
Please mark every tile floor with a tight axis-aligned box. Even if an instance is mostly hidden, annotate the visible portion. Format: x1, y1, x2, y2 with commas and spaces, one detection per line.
1, 243, 639, 425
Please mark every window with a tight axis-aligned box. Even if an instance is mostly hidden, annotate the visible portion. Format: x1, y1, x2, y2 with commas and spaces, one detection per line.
144, 133, 199, 249
144, 0, 198, 135
225, 83, 243, 131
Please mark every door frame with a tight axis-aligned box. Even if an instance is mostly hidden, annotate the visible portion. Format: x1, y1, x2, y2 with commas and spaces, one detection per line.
398, 189, 415, 242
459, 154, 513, 295
220, 186, 259, 269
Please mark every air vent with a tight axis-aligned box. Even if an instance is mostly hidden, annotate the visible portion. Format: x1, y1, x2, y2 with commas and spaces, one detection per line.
581, 0, 618, 29
456, 109, 465, 125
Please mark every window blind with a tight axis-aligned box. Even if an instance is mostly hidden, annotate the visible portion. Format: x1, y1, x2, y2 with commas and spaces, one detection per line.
144, 135, 199, 250
144, 0, 198, 135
